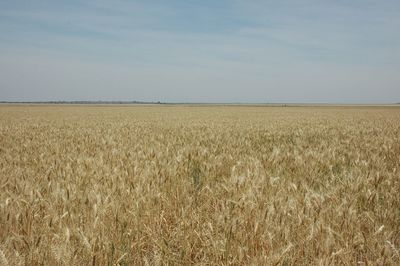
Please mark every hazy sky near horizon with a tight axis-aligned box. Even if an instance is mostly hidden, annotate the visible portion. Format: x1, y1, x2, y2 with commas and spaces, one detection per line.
0, 1, 399, 103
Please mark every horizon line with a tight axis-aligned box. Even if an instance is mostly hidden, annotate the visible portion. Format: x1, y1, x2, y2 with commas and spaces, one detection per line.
1, 100, 399, 106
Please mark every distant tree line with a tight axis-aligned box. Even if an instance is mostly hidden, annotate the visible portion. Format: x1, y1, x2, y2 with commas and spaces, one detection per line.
0, 100, 164, 104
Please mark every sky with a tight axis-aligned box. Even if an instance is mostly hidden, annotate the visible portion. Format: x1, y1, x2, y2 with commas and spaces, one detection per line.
0, 0, 399, 103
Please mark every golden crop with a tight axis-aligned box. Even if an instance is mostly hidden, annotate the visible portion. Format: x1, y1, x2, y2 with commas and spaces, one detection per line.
0, 105, 399, 265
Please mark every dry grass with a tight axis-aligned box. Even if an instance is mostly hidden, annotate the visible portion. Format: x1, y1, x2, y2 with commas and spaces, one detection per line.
0, 105, 399, 265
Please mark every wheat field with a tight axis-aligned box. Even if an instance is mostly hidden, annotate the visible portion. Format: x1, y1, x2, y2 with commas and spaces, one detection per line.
0, 105, 399, 265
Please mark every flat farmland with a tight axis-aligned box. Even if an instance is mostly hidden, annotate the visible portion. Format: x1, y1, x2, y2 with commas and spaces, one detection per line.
0, 105, 399, 265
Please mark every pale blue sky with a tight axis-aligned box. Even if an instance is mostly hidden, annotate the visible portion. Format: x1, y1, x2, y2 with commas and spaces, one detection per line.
0, 0, 399, 103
